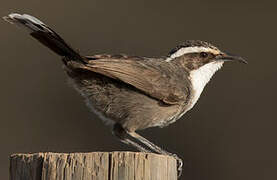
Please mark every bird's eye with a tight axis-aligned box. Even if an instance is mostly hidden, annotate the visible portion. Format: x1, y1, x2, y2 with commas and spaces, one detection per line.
200, 52, 208, 58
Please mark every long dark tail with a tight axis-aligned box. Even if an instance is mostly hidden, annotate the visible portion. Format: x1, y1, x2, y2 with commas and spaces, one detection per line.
3, 13, 83, 61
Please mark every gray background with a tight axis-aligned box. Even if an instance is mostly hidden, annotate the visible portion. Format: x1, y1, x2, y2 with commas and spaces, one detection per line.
0, 0, 276, 179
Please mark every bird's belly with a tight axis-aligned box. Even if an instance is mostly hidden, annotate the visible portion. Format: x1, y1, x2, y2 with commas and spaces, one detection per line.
67, 71, 181, 131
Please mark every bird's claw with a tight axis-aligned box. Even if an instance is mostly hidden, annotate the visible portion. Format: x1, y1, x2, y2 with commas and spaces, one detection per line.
171, 154, 183, 178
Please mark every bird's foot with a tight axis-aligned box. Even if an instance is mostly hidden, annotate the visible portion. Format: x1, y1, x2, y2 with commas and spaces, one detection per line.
171, 154, 183, 178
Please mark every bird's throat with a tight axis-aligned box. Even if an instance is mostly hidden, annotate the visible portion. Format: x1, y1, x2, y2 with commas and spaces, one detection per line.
188, 61, 224, 110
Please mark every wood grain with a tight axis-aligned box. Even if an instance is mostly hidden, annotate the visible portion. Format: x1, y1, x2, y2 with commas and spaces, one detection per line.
10, 152, 177, 180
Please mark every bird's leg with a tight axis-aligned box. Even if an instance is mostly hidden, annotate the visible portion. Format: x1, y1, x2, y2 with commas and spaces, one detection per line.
112, 123, 150, 153
128, 131, 183, 177
113, 123, 183, 177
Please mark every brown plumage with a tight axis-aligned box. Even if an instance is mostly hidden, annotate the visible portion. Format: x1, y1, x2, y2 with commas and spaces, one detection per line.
65, 54, 191, 131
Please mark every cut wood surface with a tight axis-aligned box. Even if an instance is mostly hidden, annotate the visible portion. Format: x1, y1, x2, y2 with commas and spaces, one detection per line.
10, 152, 177, 180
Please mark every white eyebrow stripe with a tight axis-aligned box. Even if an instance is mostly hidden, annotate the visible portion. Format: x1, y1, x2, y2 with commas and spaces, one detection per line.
165, 46, 219, 62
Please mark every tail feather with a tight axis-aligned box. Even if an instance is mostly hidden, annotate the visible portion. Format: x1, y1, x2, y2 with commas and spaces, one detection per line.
3, 13, 83, 61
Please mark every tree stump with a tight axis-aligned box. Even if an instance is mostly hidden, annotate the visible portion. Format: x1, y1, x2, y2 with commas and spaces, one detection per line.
10, 152, 177, 180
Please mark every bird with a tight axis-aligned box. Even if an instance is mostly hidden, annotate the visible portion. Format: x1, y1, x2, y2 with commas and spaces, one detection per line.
3, 13, 247, 177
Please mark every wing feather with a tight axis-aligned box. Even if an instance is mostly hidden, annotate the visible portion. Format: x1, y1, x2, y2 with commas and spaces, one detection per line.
76, 58, 189, 104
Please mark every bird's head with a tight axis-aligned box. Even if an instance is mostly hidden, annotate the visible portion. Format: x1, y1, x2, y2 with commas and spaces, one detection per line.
166, 40, 247, 70
166, 40, 247, 97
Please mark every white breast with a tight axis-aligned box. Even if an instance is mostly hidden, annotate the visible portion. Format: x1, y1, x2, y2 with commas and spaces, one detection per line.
175, 61, 223, 120
187, 61, 224, 111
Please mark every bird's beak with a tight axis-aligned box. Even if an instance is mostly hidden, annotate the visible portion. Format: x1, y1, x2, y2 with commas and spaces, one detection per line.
216, 53, 247, 64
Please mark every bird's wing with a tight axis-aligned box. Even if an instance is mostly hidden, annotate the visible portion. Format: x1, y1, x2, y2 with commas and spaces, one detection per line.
74, 56, 190, 105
